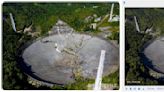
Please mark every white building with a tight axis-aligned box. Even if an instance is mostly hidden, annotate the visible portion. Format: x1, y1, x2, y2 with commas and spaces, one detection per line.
94, 17, 101, 22
90, 23, 97, 30
145, 27, 153, 33
108, 15, 119, 22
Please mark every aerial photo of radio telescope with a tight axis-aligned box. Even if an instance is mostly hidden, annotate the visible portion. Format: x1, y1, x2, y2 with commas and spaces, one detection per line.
3, 2, 119, 90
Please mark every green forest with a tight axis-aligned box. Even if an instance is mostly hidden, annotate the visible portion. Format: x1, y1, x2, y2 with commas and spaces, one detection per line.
3, 3, 119, 89
126, 8, 164, 35
125, 8, 164, 85
3, 3, 119, 34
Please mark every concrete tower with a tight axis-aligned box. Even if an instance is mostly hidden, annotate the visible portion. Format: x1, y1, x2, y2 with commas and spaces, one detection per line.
109, 3, 114, 22
94, 50, 106, 90
9, 13, 16, 32
134, 16, 141, 32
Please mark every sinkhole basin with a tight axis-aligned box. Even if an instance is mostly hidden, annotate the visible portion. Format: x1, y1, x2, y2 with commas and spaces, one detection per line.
143, 37, 164, 74
21, 33, 119, 85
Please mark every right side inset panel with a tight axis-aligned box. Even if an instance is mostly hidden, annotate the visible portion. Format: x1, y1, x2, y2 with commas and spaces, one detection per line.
125, 8, 164, 85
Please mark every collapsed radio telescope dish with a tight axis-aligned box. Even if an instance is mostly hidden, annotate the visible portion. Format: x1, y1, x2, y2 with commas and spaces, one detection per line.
19, 20, 119, 85
143, 37, 164, 74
